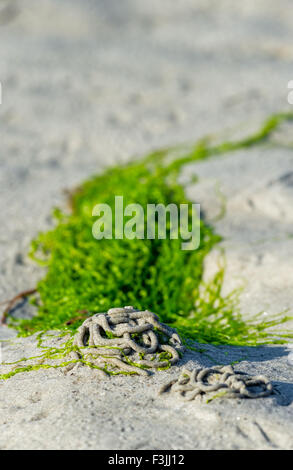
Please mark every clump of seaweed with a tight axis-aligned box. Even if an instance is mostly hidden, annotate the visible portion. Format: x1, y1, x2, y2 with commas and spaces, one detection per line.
3, 112, 293, 349
159, 365, 273, 402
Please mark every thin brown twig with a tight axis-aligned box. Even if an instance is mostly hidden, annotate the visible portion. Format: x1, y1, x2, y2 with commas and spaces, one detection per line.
65, 309, 89, 326
0, 288, 37, 325
63, 186, 82, 212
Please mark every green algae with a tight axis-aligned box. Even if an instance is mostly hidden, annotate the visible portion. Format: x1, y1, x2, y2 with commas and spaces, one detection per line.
0, 331, 173, 380
206, 390, 229, 404
0, 335, 142, 380
6, 111, 293, 353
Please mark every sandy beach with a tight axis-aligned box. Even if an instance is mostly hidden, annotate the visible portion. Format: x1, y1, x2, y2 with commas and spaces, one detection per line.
0, 0, 293, 449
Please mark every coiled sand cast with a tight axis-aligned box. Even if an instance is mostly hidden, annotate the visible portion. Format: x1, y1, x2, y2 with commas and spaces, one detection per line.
66, 306, 184, 377
159, 365, 273, 401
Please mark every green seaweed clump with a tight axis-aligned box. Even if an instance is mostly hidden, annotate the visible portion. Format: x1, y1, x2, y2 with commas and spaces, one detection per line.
10, 112, 293, 347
